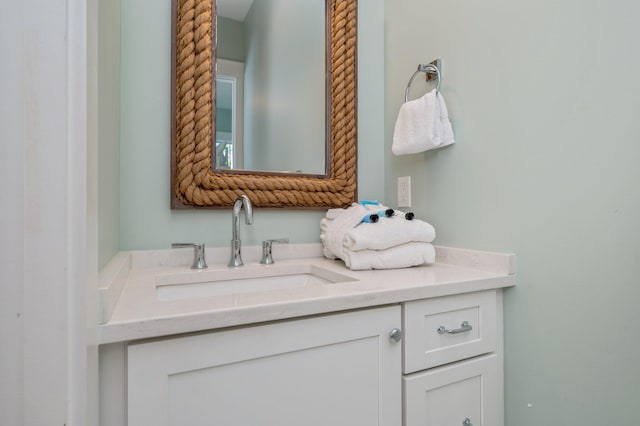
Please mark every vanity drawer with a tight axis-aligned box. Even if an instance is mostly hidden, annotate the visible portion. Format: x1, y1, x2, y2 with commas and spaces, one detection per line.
403, 353, 499, 426
403, 290, 497, 373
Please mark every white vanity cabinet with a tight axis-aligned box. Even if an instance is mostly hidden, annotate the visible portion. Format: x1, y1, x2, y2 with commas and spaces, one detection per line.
100, 247, 515, 426
126, 306, 402, 426
101, 290, 505, 426
402, 290, 503, 426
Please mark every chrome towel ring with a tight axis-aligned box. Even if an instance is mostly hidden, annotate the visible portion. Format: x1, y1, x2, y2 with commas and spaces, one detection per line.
404, 59, 441, 102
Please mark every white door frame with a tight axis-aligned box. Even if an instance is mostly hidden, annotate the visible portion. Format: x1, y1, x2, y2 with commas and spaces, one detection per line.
0, 0, 98, 424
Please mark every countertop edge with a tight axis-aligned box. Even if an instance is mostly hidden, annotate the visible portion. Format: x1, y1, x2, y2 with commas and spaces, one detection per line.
99, 272, 515, 345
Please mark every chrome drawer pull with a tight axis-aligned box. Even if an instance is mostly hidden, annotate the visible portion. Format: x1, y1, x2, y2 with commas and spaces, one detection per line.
462, 418, 473, 426
437, 321, 472, 335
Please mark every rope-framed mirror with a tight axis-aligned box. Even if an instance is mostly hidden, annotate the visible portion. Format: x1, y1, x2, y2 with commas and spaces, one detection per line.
171, 0, 357, 209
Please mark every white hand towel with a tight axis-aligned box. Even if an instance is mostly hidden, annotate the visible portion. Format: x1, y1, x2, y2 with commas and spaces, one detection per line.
392, 90, 439, 155
392, 89, 454, 155
319, 203, 368, 260
343, 215, 436, 252
437, 91, 455, 147
341, 242, 436, 271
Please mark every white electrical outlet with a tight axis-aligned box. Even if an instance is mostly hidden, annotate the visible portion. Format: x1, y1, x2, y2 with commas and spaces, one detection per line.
397, 176, 411, 207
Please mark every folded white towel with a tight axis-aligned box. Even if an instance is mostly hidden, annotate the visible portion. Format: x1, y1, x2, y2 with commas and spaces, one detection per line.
392, 89, 454, 155
343, 215, 436, 251
342, 242, 436, 271
319, 203, 368, 260
321, 243, 336, 260
320, 220, 337, 259
325, 207, 347, 220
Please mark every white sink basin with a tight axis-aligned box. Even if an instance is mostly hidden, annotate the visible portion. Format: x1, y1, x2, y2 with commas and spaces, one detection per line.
156, 264, 357, 301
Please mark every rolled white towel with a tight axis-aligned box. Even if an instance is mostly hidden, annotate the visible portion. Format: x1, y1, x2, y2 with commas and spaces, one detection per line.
341, 242, 436, 271
325, 207, 347, 220
320, 228, 337, 259
343, 214, 436, 252
320, 203, 368, 260
321, 244, 337, 260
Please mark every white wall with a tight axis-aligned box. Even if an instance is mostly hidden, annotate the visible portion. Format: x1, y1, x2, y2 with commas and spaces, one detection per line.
385, 0, 640, 423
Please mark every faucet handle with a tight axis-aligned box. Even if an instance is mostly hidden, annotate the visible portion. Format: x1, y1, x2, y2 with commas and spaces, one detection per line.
260, 239, 289, 265
172, 242, 208, 269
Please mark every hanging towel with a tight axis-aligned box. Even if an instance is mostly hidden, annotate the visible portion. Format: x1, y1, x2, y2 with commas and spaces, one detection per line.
341, 242, 436, 271
343, 214, 436, 252
437, 91, 455, 148
392, 89, 455, 155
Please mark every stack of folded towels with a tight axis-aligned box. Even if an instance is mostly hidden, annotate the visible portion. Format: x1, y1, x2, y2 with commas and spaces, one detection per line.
320, 203, 436, 271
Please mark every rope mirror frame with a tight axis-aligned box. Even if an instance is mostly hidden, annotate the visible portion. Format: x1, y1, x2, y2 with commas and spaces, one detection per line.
171, 0, 357, 209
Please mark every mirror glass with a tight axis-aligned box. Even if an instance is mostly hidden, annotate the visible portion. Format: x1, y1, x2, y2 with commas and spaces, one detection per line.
215, 0, 327, 175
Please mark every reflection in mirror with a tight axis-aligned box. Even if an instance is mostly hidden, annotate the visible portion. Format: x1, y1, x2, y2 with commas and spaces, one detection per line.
216, 0, 326, 175
216, 59, 245, 169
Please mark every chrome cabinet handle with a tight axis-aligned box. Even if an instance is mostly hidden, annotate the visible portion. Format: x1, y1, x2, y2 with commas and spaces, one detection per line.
462, 418, 472, 426
389, 328, 402, 344
437, 321, 472, 335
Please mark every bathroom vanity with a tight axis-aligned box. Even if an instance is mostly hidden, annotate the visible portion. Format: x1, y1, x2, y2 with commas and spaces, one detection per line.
98, 245, 515, 425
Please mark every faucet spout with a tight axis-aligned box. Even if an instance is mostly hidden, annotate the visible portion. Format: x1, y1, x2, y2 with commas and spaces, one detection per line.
229, 194, 253, 267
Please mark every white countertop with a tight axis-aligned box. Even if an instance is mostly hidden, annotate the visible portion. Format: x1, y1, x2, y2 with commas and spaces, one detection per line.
98, 245, 516, 344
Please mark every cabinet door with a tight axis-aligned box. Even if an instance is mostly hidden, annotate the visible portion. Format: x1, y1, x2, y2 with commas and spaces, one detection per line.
128, 306, 401, 426
403, 354, 499, 426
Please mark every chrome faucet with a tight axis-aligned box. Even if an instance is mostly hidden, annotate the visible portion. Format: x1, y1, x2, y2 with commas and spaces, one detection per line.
229, 194, 253, 267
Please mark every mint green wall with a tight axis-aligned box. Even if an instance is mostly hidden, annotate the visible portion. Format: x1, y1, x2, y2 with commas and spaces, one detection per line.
119, 0, 384, 250
98, 0, 120, 268
385, 1, 640, 424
